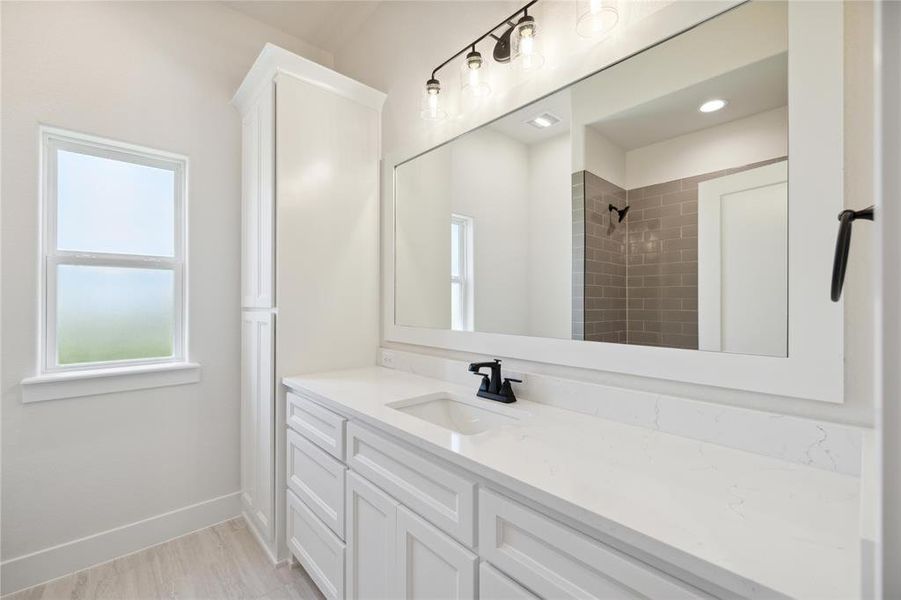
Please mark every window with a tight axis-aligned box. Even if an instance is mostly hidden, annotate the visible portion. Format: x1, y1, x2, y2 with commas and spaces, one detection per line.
40, 128, 187, 373
451, 214, 474, 331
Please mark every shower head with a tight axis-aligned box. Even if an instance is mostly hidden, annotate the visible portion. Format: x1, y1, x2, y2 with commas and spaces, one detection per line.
609, 203, 630, 223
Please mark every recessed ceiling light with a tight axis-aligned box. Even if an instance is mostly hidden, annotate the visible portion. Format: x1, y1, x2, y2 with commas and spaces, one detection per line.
699, 99, 728, 113
527, 112, 560, 128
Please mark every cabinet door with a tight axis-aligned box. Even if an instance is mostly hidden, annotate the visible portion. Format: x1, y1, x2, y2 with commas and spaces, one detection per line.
346, 472, 398, 599
241, 310, 274, 541
395, 506, 477, 600
479, 562, 539, 600
241, 83, 274, 308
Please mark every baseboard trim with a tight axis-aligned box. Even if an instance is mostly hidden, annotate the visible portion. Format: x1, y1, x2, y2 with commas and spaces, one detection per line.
0, 491, 241, 596
241, 509, 279, 565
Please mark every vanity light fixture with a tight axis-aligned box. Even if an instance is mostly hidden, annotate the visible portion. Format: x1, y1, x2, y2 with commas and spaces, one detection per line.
526, 112, 560, 128
699, 98, 728, 113
577, 0, 620, 38
461, 47, 491, 98
421, 0, 539, 121
421, 77, 447, 121
511, 9, 545, 71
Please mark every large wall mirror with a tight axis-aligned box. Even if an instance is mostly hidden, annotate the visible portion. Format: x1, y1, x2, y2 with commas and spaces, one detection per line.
395, 1, 789, 358
389, 0, 844, 402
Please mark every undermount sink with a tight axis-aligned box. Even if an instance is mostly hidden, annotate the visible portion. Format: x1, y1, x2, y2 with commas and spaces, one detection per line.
388, 392, 528, 435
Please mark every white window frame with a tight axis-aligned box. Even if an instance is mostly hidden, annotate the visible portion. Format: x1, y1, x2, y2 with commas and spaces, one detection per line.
451, 214, 474, 332
37, 127, 190, 377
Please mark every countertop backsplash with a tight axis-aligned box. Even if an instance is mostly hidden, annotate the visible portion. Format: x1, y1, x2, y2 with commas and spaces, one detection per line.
378, 348, 863, 476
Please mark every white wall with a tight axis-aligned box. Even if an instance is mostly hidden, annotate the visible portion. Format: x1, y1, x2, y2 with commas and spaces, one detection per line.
527, 134, 572, 339
395, 146, 453, 329
395, 128, 570, 339
579, 106, 788, 190
334, 0, 876, 427
625, 107, 787, 189
0, 1, 331, 592
451, 129, 531, 335
581, 127, 627, 189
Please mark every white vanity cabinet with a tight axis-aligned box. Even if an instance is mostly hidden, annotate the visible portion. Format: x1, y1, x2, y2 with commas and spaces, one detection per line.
346, 471, 398, 599
395, 506, 478, 599
283, 387, 718, 600
239, 82, 274, 310
479, 563, 539, 600
240, 311, 274, 542
233, 44, 385, 562
479, 489, 708, 599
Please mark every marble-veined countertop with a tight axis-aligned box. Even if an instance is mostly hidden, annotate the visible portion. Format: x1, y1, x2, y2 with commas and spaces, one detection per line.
284, 367, 860, 600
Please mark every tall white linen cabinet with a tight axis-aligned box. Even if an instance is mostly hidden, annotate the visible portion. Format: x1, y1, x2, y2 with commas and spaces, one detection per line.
232, 44, 385, 562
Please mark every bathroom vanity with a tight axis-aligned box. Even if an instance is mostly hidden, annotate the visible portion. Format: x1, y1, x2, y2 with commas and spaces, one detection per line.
237, 2, 866, 598
281, 367, 859, 600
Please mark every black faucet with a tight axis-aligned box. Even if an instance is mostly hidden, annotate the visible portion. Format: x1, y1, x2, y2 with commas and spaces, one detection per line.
467, 359, 521, 403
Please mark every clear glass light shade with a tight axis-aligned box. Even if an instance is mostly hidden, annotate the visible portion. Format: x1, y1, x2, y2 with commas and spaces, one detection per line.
460, 58, 491, 98
576, 0, 620, 38
420, 86, 447, 121
511, 17, 545, 71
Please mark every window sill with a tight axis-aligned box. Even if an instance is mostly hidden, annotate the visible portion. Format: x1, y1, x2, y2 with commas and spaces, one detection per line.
21, 362, 201, 403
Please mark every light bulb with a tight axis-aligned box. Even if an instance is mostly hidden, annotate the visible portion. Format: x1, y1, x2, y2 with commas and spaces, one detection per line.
421, 78, 447, 121
699, 99, 727, 113
460, 49, 491, 98
512, 14, 544, 71
521, 35, 534, 55
468, 67, 480, 87
577, 0, 619, 38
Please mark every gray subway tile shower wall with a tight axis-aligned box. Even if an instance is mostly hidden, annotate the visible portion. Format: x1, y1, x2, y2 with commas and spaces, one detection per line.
574, 156, 787, 349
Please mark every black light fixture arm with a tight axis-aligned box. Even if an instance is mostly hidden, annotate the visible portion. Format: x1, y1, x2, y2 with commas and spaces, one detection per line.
429, 0, 538, 80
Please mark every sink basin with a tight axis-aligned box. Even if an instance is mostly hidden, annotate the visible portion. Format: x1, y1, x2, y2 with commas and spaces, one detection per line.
388, 392, 528, 435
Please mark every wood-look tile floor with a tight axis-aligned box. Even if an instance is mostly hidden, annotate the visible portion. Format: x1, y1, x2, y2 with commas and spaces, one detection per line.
3, 518, 325, 600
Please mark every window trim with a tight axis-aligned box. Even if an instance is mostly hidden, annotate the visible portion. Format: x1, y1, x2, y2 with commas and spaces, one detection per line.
37, 126, 190, 376
450, 213, 474, 332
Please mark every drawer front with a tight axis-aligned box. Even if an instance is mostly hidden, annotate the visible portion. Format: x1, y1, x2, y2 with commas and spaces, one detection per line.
287, 391, 346, 460
479, 489, 710, 600
346, 422, 476, 546
287, 428, 346, 538
287, 489, 345, 600
480, 562, 539, 600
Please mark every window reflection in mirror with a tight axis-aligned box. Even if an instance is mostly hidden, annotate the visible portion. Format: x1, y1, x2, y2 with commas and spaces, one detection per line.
394, 1, 788, 357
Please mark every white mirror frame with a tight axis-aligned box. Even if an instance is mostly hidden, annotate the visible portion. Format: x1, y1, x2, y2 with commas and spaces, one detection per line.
383, 2, 844, 404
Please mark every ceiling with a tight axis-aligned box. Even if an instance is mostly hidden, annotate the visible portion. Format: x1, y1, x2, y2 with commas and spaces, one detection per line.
488, 88, 572, 145
224, 1, 383, 56
589, 53, 788, 150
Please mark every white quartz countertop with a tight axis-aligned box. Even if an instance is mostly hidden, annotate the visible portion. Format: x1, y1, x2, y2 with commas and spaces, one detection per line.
283, 367, 860, 600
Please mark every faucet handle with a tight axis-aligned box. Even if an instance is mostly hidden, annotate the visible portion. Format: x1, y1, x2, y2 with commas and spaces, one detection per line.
474, 373, 490, 392
499, 377, 521, 403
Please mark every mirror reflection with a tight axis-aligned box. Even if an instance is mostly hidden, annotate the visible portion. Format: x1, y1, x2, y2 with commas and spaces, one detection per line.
395, 1, 788, 357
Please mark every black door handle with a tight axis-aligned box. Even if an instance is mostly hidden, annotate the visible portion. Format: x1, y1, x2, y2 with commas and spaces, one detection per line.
831, 206, 874, 301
